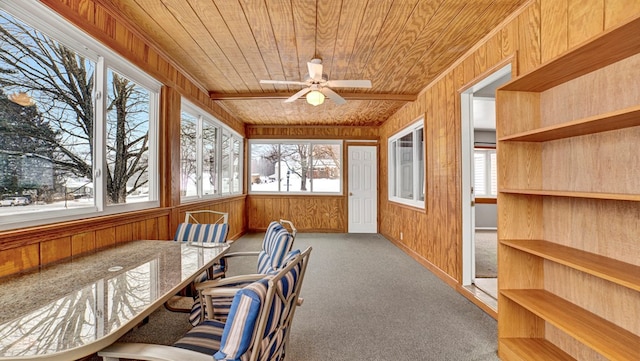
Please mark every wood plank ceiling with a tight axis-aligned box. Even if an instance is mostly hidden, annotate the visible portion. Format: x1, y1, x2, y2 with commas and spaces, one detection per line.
101, 0, 528, 126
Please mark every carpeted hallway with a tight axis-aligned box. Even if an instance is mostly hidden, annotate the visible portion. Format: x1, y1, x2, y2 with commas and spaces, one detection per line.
96, 233, 500, 361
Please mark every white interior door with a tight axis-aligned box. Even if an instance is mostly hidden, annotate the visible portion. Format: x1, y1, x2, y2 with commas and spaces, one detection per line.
348, 146, 377, 233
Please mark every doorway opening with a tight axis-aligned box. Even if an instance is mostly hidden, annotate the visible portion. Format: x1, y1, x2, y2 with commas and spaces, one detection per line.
461, 64, 511, 310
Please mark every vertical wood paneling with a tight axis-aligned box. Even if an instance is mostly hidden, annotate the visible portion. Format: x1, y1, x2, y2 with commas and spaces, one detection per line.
71, 232, 96, 256
424, 89, 434, 262
41, 237, 72, 265
445, 72, 460, 279
568, 0, 604, 47
95, 227, 116, 249
379, 0, 539, 288
501, 19, 519, 62
161, 86, 182, 208
0, 244, 39, 277
604, 0, 640, 29
541, 0, 568, 62
246, 196, 346, 232
145, 218, 159, 240
518, 1, 541, 73
115, 223, 134, 243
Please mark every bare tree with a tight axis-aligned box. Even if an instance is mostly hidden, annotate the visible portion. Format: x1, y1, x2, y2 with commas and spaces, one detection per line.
0, 13, 150, 203
179, 118, 197, 195
105, 72, 150, 203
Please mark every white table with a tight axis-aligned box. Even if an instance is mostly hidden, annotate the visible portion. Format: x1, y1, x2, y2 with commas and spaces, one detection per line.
0, 240, 229, 360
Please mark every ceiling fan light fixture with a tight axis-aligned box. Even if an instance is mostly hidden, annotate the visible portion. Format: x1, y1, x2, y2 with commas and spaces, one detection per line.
306, 90, 325, 106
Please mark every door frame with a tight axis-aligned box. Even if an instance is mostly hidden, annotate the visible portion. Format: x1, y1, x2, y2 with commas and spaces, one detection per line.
460, 63, 512, 286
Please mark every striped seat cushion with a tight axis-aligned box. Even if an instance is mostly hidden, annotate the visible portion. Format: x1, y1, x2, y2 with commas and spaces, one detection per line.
189, 290, 236, 325
255, 252, 301, 361
178, 252, 303, 361
213, 278, 270, 360
198, 250, 301, 324
174, 319, 225, 356
190, 222, 293, 326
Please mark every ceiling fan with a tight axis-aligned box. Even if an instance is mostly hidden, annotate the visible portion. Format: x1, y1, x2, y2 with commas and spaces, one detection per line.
259, 58, 372, 106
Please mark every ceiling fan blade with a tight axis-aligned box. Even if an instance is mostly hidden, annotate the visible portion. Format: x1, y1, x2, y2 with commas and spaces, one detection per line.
321, 87, 346, 105
307, 59, 323, 81
325, 79, 372, 88
260, 79, 308, 86
284, 87, 311, 103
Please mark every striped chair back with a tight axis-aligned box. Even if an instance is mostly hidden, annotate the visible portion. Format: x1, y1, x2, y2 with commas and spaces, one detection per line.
256, 221, 295, 274
173, 247, 311, 361
174, 222, 229, 244
175, 222, 230, 281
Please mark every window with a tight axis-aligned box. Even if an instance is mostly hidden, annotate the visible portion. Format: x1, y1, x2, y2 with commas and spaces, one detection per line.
180, 100, 243, 201
388, 120, 425, 208
474, 148, 497, 197
0, 2, 160, 230
249, 140, 342, 194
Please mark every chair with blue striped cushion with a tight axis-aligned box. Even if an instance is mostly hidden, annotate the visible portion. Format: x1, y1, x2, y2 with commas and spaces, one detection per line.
165, 210, 230, 314
190, 220, 295, 325
98, 247, 311, 361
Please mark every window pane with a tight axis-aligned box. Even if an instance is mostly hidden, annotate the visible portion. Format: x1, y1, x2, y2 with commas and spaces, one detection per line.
221, 132, 231, 194
250, 141, 341, 194
250, 143, 279, 192
311, 144, 341, 192
399, 132, 414, 200
0, 11, 96, 215
106, 69, 151, 205
388, 121, 424, 208
180, 113, 198, 197
490, 151, 497, 195
474, 151, 487, 195
232, 137, 241, 193
202, 123, 217, 195
280, 144, 310, 193
417, 128, 425, 201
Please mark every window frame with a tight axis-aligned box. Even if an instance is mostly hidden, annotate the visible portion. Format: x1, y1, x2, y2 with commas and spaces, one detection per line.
180, 99, 243, 203
473, 147, 497, 198
388, 119, 425, 209
248, 139, 343, 195
0, 1, 161, 230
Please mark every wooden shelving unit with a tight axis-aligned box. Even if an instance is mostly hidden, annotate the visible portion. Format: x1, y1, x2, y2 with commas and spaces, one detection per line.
499, 189, 640, 202
496, 14, 640, 361
501, 240, 640, 291
502, 290, 639, 361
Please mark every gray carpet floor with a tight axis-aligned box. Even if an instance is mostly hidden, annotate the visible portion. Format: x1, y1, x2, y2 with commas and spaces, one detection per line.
475, 230, 497, 278
92, 233, 500, 361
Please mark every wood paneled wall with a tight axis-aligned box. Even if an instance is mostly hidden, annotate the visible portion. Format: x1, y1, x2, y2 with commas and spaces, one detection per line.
246, 195, 346, 232
378, 0, 640, 284
0, 0, 249, 278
